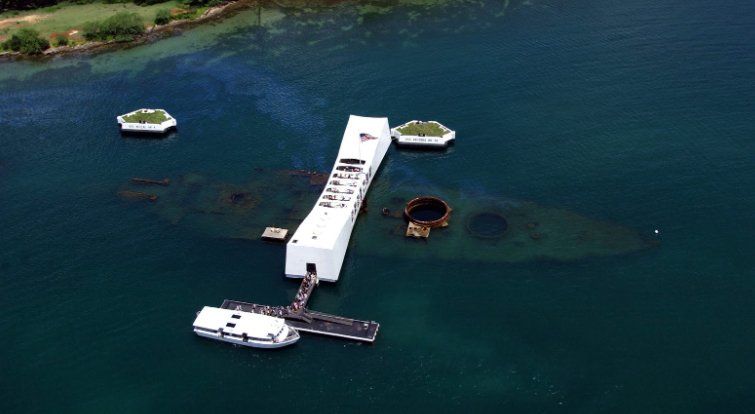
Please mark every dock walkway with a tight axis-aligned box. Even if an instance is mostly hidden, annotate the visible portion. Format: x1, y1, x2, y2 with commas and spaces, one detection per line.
220, 272, 379, 343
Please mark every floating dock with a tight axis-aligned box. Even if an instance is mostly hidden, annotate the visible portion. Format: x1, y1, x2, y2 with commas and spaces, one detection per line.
261, 227, 288, 241
285, 115, 392, 282
221, 299, 379, 343
219, 271, 379, 343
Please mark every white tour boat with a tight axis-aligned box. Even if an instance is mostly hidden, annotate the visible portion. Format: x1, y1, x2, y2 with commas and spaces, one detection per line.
193, 306, 300, 349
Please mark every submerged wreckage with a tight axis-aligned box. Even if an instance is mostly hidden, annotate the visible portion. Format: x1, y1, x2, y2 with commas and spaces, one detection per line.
119, 169, 655, 264
118, 115, 658, 349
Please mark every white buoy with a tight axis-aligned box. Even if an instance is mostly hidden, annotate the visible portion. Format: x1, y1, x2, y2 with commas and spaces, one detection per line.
654, 229, 660, 234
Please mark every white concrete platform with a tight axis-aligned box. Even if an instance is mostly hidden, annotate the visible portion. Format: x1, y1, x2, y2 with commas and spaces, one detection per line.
390, 120, 455, 147
117, 108, 176, 134
285, 115, 391, 282
262, 227, 288, 241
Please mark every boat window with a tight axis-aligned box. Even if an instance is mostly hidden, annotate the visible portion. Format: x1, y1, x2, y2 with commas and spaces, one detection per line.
226, 323, 236, 328
339, 158, 365, 165
231, 314, 241, 319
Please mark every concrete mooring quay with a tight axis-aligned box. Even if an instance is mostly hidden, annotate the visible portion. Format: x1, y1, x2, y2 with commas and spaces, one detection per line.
220, 272, 380, 343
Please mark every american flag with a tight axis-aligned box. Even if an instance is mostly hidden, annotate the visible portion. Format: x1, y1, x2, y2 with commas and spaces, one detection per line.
359, 133, 377, 142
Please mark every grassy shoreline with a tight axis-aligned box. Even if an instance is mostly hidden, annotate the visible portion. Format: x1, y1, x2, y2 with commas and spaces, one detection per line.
0, 0, 463, 58
0, 0, 245, 57
0, 2, 183, 41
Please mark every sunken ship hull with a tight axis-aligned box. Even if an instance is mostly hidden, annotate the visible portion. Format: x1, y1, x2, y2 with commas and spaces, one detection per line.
117, 167, 657, 265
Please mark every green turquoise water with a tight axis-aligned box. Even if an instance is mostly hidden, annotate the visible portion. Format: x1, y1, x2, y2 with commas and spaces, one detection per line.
1, 0, 754, 411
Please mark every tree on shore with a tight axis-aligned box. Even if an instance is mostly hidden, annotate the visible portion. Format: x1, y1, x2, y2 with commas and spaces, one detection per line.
83, 12, 145, 42
154, 9, 171, 25
135, 0, 172, 5
2, 28, 50, 54
54, 34, 68, 47
1, 0, 220, 13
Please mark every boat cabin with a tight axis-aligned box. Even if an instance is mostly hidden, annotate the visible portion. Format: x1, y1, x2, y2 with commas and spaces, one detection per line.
193, 306, 299, 348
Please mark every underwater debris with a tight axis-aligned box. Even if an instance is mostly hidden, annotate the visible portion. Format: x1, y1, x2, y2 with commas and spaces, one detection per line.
309, 173, 329, 186
131, 177, 171, 186
466, 212, 508, 240
219, 187, 258, 210
404, 196, 451, 228
116, 169, 656, 262
117, 190, 158, 202
229, 192, 251, 204
403, 196, 451, 239
283, 169, 329, 186
406, 222, 431, 239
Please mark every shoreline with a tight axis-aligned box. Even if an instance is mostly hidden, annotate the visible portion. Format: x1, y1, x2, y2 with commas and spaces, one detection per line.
0, 0, 459, 61
0, 0, 260, 61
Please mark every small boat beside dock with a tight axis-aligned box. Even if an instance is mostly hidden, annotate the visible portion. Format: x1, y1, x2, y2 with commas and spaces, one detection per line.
193, 306, 300, 349
195, 270, 379, 347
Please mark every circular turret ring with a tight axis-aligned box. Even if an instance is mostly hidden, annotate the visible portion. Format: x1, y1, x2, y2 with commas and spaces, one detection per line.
404, 196, 451, 228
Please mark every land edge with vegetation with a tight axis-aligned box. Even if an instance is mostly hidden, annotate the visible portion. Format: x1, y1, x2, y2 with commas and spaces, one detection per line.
1, 0, 373, 59
0, 0, 254, 59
